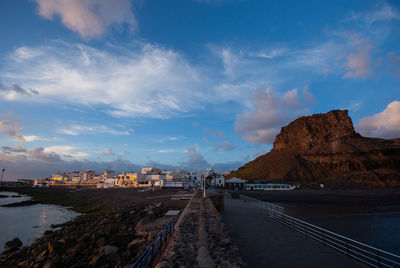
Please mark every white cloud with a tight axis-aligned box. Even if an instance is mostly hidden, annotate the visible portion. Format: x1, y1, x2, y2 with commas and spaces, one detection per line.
43, 145, 89, 159
12, 47, 43, 62
346, 2, 400, 26
58, 123, 130, 136
356, 100, 400, 139
23, 135, 45, 142
203, 128, 225, 139
253, 48, 286, 59
342, 43, 373, 79
153, 136, 184, 143
102, 148, 115, 156
235, 87, 316, 144
0, 119, 25, 144
33, 0, 137, 39
181, 147, 210, 170
2, 42, 207, 119
28, 147, 62, 162
203, 136, 235, 152
212, 141, 235, 152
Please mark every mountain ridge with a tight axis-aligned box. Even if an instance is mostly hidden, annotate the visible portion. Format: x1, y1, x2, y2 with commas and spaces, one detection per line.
231, 110, 400, 187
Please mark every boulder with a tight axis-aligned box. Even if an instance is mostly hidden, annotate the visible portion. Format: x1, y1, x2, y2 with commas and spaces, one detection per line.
127, 239, 146, 252
98, 245, 118, 255
4, 238, 22, 249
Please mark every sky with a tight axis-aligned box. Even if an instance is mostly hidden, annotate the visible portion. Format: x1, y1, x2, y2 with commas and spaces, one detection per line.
0, 0, 399, 180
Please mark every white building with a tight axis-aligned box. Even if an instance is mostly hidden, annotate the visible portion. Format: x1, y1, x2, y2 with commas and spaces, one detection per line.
97, 177, 119, 188
103, 169, 115, 179
141, 167, 161, 175
211, 173, 225, 187
225, 177, 246, 190
188, 172, 203, 189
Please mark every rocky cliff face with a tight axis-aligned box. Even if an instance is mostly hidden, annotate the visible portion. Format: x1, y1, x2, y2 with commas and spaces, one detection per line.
233, 110, 400, 187
273, 110, 356, 151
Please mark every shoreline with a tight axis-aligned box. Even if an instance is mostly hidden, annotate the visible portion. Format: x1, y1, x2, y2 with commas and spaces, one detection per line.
1, 188, 190, 267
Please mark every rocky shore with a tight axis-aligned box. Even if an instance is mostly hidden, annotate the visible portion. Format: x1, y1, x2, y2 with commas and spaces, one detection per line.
0, 188, 189, 267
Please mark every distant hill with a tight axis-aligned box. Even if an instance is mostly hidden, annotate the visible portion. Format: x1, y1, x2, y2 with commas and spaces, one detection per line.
231, 110, 400, 188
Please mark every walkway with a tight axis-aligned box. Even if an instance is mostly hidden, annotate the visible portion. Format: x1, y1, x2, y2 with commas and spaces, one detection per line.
222, 195, 365, 268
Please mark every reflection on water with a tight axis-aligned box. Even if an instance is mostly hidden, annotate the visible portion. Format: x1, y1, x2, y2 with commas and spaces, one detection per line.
279, 202, 400, 255
0, 191, 80, 253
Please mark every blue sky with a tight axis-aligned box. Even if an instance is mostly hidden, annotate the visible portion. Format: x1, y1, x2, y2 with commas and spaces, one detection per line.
0, 0, 399, 179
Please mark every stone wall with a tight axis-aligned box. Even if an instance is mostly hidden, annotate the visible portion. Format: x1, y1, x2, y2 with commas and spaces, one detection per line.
156, 191, 245, 267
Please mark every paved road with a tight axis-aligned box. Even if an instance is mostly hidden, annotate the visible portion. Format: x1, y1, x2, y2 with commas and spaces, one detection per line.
222, 195, 365, 268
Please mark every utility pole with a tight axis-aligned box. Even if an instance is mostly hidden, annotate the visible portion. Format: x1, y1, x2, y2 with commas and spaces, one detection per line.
1, 169, 5, 188
203, 167, 206, 198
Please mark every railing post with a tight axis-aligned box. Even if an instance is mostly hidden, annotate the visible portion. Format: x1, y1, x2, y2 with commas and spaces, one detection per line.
376, 250, 381, 267
346, 240, 349, 255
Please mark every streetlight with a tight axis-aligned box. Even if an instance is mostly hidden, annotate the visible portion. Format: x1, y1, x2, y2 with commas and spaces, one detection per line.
203, 167, 208, 198
1, 169, 5, 187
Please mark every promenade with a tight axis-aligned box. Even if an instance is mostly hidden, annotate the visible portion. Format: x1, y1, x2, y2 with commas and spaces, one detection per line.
222, 195, 365, 268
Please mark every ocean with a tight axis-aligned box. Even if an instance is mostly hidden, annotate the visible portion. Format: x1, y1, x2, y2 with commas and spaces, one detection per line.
280, 203, 400, 255
0, 191, 80, 253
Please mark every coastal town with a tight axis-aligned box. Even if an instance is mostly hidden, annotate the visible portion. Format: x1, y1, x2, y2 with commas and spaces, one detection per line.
29, 167, 246, 190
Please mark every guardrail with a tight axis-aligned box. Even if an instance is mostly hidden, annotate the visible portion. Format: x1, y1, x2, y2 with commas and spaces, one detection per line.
240, 194, 285, 214
241, 194, 400, 268
131, 215, 177, 268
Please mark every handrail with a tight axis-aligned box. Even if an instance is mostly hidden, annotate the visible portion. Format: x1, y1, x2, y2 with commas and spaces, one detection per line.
131, 215, 177, 268
242, 194, 400, 268
240, 194, 284, 213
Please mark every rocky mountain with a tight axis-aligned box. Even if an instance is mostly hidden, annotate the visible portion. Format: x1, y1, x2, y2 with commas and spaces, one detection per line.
232, 110, 400, 187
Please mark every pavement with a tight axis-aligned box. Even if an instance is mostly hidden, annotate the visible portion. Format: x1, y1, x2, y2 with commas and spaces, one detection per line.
222, 194, 366, 268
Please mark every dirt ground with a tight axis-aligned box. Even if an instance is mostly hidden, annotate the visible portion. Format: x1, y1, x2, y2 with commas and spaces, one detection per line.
8, 187, 191, 213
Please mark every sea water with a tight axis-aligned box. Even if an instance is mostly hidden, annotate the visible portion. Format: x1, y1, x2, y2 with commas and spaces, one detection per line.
0, 191, 80, 253
281, 203, 400, 255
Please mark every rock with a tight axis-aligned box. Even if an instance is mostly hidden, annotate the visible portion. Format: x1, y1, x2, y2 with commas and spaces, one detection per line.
4, 237, 22, 249
273, 110, 356, 151
43, 230, 53, 236
78, 233, 91, 243
127, 239, 146, 251
98, 245, 118, 255
147, 230, 159, 241
155, 261, 170, 268
232, 109, 400, 187
17, 261, 28, 266
48, 240, 64, 255
95, 237, 105, 247
89, 254, 108, 267
43, 260, 57, 268
134, 217, 152, 232
68, 243, 85, 257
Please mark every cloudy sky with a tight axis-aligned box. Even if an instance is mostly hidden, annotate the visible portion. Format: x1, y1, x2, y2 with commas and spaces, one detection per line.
0, 0, 399, 179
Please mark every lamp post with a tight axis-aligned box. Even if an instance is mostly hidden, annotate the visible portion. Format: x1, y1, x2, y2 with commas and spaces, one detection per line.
1, 169, 5, 187
203, 167, 206, 198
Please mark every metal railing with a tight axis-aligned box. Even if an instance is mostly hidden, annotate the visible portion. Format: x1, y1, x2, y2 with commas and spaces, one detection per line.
240, 194, 285, 214
242, 194, 400, 268
131, 215, 177, 268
